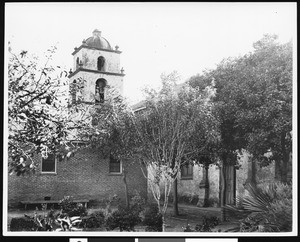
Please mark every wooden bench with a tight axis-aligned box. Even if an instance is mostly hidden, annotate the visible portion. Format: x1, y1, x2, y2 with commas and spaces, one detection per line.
20, 199, 89, 210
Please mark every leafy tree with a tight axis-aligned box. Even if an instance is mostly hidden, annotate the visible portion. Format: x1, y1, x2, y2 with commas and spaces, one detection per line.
208, 34, 292, 183
187, 80, 221, 207
7, 46, 130, 179
76, 92, 141, 208
189, 62, 244, 220
133, 72, 219, 230
7, 47, 73, 175
234, 35, 293, 183
188, 34, 293, 220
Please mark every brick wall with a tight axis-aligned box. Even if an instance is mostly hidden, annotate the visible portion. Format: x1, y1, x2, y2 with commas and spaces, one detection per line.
8, 149, 147, 207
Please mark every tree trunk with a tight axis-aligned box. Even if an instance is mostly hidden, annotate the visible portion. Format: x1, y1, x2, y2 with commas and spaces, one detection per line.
220, 164, 226, 222
245, 156, 257, 188
226, 164, 236, 205
275, 159, 282, 182
162, 214, 166, 232
203, 164, 210, 207
220, 162, 237, 221
122, 169, 129, 208
281, 132, 288, 184
275, 132, 289, 183
173, 177, 179, 216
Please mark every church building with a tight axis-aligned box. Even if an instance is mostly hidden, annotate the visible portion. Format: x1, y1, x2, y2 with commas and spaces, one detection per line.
8, 30, 148, 208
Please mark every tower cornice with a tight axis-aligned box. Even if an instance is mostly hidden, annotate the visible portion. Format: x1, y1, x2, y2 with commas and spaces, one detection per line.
68, 68, 125, 78
72, 45, 122, 56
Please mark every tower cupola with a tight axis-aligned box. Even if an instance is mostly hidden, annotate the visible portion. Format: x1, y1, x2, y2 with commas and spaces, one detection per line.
84, 29, 112, 50
69, 29, 125, 105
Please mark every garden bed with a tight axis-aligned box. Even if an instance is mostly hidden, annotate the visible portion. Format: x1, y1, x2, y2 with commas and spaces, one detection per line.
6, 203, 238, 232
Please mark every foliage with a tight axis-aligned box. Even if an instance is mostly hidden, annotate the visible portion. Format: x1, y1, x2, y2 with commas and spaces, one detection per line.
129, 190, 146, 214
104, 192, 145, 231
77, 92, 136, 157
47, 207, 61, 222
176, 194, 199, 205
55, 214, 82, 231
189, 34, 292, 181
11, 200, 85, 232
225, 182, 292, 232
58, 196, 88, 217
75, 89, 139, 207
206, 196, 219, 207
7, 47, 75, 175
79, 211, 105, 229
102, 194, 121, 218
12, 207, 55, 231
190, 34, 292, 174
195, 216, 220, 232
133, 71, 220, 230
196, 196, 219, 208
183, 216, 219, 232
10, 217, 38, 231
239, 212, 279, 232
105, 205, 142, 231
183, 224, 194, 232
7, 47, 127, 176
143, 203, 163, 232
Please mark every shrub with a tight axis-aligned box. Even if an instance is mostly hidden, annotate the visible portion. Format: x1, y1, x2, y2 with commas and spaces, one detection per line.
68, 203, 87, 217
177, 194, 199, 205
104, 192, 145, 232
102, 194, 121, 217
10, 217, 38, 231
189, 194, 200, 205
207, 196, 219, 207
270, 198, 292, 231
225, 182, 293, 232
130, 190, 146, 214
58, 196, 88, 217
143, 203, 163, 232
47, 207, 60, 221
239, 212, 279, 232
195, 216, 219, 232
105, 206, 141, 231
80, 211, 105, 229
183, 224, 194, 232
183, 216, 219, 232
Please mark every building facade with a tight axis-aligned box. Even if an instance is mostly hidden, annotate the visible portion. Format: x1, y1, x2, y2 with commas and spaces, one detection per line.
8, 30, 147, 207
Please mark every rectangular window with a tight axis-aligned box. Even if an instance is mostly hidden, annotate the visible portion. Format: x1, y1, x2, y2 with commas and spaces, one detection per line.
41, 154, 56, 173
109, 155, 122, 174
181, 163, 193, 180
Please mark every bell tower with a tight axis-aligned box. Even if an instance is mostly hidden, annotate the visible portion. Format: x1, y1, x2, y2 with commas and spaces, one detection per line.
68, 29, 125, 104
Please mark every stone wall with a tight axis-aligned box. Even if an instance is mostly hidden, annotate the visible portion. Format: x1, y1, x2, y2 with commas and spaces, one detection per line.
178, 164, 219, 206
74, 48, 121, 74
69, 71, 124, 103
236, 150, 276, 198
147, 164, 220, 207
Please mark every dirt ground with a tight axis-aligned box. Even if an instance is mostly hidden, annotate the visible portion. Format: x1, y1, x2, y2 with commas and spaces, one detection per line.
164, 204, 240, 232
6, 203, 240, 232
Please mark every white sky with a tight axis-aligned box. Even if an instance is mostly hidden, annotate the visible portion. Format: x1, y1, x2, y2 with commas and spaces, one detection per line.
5, 2, 297, 104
